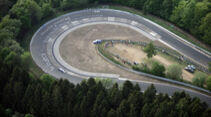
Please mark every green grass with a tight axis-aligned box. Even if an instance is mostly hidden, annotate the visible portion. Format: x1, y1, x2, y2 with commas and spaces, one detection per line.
106, 5, 211, 53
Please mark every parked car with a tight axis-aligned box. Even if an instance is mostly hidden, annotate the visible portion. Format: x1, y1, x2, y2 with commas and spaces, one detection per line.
184, 65, 195, 73
58, 68, 66, 73
133, 61, 139, 65
93, 40, 102, 44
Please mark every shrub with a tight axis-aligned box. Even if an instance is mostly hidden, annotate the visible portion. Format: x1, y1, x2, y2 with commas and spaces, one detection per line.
132, 64, 151, 73
151, 61, 165, 77
206, 76, 211, 91
132, 61, 166, 77
208, 62, 211, 72
192, 72, 207, 87
166, 64, 183, 80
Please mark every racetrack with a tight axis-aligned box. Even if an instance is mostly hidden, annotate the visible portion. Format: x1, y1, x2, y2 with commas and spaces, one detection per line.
30, 9, 211, 106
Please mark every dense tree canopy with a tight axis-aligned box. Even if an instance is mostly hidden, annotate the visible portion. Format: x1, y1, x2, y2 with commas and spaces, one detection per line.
0, 0, 13, 19
199, 12, 211, 44
0, 71, 210, 117
10, 0, 42, 29
0, 15, 21, 39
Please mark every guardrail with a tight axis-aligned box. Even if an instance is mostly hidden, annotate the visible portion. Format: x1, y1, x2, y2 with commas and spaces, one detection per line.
97, 40, 211, 95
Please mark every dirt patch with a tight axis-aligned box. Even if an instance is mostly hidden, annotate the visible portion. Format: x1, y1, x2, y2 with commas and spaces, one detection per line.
107, 44, 146, 63
107, 43, 194, 82
60, 24, 163, 82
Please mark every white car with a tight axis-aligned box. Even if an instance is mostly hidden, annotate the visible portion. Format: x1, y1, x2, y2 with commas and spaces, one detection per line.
58, 68, 66, 73
185, 65, 195, 73
93, 40, 102, 44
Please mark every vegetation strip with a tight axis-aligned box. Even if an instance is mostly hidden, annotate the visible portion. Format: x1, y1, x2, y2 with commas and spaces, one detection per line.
97, 40, 211, 94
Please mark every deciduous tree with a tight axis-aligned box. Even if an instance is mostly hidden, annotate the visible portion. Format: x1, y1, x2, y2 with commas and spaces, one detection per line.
144, 42, 156, 58
199, 12, 211, 45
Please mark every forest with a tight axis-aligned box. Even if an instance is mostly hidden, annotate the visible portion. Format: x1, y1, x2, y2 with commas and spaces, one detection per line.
0, 0, 211, 116
0, 71, 211, 117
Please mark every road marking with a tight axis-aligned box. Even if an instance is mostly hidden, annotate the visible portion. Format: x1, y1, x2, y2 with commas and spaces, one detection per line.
108, 17, 115, 21
118, 78, 127, 81
131, 21, 138, 25
62, 25, 68, 30
82, 18, 89, 22
71, 21, 79, 25
94, 10, 100, 13
119, 18, 128, 23
48, 38, 53, 42
150, 32, 157, 37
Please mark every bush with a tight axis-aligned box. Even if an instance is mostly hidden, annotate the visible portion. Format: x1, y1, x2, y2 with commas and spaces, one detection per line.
151, 61, 165, 77
132, 61, 166, 77
192, 72, 207, 87
132, 65, 140, 71
206, 76, 211, 91
40, 74, 55, 89
132, 60, 166, 77
208, 62, 211, 72
166, 64, 183, 80
132, 64, 151, 74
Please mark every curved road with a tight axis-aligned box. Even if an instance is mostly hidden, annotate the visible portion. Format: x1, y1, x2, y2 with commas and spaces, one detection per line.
30, 9, 211, 106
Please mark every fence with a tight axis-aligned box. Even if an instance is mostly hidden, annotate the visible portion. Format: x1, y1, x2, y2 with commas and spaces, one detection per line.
104, 40, 209, 73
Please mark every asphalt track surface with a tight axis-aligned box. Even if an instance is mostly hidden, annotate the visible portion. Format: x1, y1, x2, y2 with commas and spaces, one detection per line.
30, 9, 211, 106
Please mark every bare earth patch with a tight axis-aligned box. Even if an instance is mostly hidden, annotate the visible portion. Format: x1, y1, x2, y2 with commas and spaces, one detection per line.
107, 44, 146, 63
107, 44, 194, 82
